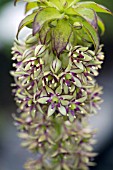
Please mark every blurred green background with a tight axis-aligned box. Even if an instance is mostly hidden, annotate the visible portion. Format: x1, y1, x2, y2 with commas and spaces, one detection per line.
0, 1, 113, 170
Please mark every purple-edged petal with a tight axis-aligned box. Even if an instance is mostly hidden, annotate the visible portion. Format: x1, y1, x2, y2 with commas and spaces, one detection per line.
37, 97, 50, 104
75, 61, 84, 70
73, 77, 82, 87
77, 105, 87, 114
69, 112, 75, 122
58, 105, 66, 116
48, 104, 56, 117
76, 96, 87, 103
61, 100, 69, 106
61, 95, 73, 100
46, 86, 54, 94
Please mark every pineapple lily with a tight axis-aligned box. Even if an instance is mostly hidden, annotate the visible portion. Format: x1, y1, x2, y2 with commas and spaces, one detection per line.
11, 0, 112, 169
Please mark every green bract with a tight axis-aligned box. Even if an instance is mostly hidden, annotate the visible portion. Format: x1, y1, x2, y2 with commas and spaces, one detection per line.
11, 0, 112, 170
15, 0, 112, 54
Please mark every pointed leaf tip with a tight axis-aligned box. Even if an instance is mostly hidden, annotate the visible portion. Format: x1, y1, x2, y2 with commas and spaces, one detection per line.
75, 8, 98, 30
33, 7, 62, 35
25, 2, 38, 14
75, 2, 113, 15
16, 12, 37, 38
97, 16, 105, 35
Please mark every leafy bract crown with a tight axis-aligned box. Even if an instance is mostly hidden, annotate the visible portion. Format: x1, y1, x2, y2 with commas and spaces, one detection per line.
15, 0, 112, 56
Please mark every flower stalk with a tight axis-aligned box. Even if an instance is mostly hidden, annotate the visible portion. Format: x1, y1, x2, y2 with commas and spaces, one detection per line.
11, 0, 112, 169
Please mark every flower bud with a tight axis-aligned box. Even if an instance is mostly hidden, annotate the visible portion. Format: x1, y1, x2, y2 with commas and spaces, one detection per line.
73, 22, 83, 30
35, 45, 46, 56
25, 34, 38, 45
50, 58, 61, 73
